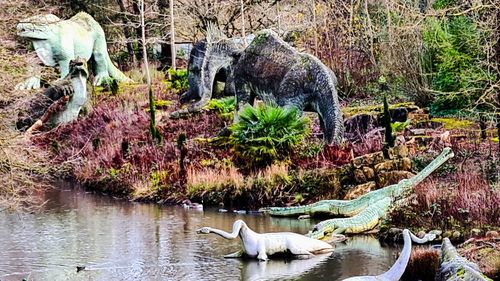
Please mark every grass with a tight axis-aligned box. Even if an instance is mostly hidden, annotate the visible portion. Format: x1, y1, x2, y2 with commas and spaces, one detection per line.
389, 162, 500, 232
0, 1, 61, 211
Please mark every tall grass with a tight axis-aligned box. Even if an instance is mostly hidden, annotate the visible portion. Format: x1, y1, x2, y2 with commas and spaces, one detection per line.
390, 170, 500, 230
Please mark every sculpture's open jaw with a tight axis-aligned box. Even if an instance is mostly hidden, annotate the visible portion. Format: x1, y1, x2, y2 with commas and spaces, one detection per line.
69, 61, 89, 79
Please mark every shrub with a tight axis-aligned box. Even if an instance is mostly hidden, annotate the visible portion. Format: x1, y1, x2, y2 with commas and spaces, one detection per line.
205, 97, 236, 121
166, 68, 188, 92
229, 104, 310, 167
422, 14, 494, 114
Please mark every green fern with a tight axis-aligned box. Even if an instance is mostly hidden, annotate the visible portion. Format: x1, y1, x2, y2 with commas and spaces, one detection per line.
229, 104, 310, 167
205, 97, 236, 121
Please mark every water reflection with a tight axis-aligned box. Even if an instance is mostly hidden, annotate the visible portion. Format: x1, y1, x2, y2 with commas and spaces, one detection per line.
0, 187, 398, 281
241, 253, 331, 281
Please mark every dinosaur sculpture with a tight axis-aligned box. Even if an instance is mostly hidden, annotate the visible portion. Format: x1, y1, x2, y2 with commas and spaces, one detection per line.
179, 39, 240, 105
17, 57, 89, 132
16, 12, 133, 90
196, 219, 333, 261
261, 147, 454, 238
343, 229, 436, 281
173, 27, 344, 144
436, 238, 492, 281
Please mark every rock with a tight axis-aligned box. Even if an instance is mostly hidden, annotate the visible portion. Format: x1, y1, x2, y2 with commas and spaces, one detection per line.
470, 228, 482, 237
417, 230, 427, 238
397, 157, 412, 171
443, 231, 452, 238
354, 168, 367, 183
485, 230, 499, 238
352, 151, 384, 168
390, 107, 408, 122
408, 109, 429, 122
388, 227, 403, 236
393, 145, 409, 158
344, 181, 377, 200
344, 113, 379, 140
452, 230, 461, 240
429, 229, 443, 237
362, 166, 375, 180
410, 128, 426, 136
374, 160, 395, 174
377, 171, 415, 187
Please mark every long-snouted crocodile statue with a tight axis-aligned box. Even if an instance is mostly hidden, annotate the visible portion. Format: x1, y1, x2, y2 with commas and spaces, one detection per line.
196, 219, 333, 261
261, 148, 454, 238
16, 12, 133, 89
343, 229, 436, 281
436, 238, 492, 281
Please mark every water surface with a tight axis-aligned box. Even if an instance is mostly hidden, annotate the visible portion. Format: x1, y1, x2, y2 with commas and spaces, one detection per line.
0, 187, 400, 280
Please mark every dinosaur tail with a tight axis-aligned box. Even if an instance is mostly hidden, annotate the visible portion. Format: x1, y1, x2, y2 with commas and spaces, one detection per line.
107, 56, 134, 83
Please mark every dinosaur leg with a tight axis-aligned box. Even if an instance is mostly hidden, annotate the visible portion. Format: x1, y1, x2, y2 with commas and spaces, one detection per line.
58, 59, 72, 79
316, 96, 343, 145
224, 249, 244, 258
256, 244, 268, 262
234, 80, 253, 122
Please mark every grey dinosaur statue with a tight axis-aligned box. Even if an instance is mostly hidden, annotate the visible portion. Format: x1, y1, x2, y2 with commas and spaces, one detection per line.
436, 238, 492, 281
343, 229, 436, 281
18, 57, 89, 133
16, 12, 133, 90
196, 219, 333, 261
261, 148, 454, 238
179, 39, 239, 104
173, 26, 344, 144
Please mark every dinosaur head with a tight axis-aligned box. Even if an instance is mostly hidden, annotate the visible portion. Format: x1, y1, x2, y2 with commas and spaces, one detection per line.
180, 40, 207, 104
181, 24, 245, 105
17, 14, 60, 39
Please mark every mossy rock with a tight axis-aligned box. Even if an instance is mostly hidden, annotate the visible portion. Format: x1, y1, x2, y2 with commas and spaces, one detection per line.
430, 117, 474, 130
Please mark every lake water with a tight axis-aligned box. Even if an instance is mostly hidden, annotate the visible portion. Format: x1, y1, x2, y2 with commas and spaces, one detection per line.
0, 186, 400, 281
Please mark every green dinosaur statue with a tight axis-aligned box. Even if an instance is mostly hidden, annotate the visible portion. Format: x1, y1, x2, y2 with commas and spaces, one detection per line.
436, 238, 492, 281
16, 12, 133, 90
261, 148, 454, 238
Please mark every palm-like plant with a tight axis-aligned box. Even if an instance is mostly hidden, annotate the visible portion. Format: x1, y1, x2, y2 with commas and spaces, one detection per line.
229, 104, 309, 167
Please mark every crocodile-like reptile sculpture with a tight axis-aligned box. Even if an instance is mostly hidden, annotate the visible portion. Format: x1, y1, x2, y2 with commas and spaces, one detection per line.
261, 147, 454, 238
436, 238, 492, 281
173, 26, 344, 144
196, 219, 333, 261
16, 12, 133, 89
18, 57, 89, 132
343, 229, 436, 281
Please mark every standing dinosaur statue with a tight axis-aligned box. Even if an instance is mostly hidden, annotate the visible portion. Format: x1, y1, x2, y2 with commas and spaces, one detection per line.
16, 12, 133, 90
261, 148, 454, 238
343, 229, 436, 281
196, 219, 333, 261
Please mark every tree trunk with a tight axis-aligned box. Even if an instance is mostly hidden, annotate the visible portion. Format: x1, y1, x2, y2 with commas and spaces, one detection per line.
170, 0, 176, 70
140, 0, 160, 143
132, 0, 144, 61
116, 0, 136, 65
